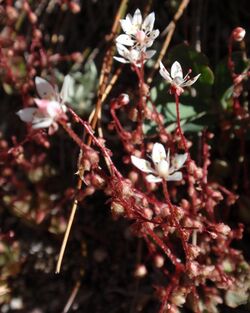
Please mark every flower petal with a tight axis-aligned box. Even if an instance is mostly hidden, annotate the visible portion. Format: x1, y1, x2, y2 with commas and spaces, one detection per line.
46, 101, 62, 118
171, 61, 183, 79
159, 62, 172, 83
167, 171, 183, 181
132, 9, 142, 28
120, 16, 133, 34
182, 74, 201, 87
16, 108, 37, 122
35, 76, 56, 100
113, 56, 129, 64
131, 156, 154, 173
32, 117, 53, 129
147, 29, 160, 45
151, 142, 166, 164
116, 34, 134, 46
116, 43, 129, 57
146, 174, 162, 183
145, 49, 156, 59
170, 153, 188, 172
60, 75, 73, 104
142, 12, 155, 32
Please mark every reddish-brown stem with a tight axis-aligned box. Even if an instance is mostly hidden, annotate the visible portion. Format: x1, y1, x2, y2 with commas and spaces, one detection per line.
162, 181, 190, 263
175, 93, 189, 154
67, 108, 122, 178
144, 223, 183, 270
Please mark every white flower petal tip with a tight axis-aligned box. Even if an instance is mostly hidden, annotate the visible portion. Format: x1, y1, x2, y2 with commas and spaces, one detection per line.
131, 143, 187, 183
167, 172, 183, 181
35, 76, 56, 99
131, 156, 153, 173
159, 61, 201, 95
171, 153, 188, 170
60, 75, 74, 104
171, 61, 183, 79
17, 108, 36, 122
152, 142, 166, 164
146, 174, 162, 183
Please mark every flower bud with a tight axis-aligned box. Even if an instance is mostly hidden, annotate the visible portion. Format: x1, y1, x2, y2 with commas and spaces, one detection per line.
232, 27, 246, 42
118, 93, 130, 106
111, 201, 125, 216
70, 2, 81, 14
90, 174, 105, 189
29, 12, 38, 24
154, 254, 164, 268
134, 264, 147, 278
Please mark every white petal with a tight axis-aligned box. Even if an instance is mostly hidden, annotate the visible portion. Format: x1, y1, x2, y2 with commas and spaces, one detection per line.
113, 56, 129, 64
142, 12, 155, 32
159, 62, 172, 83
146, 29, 160, 47
181, 74, 201, 87
170, 153, 188, 172
171, 61, 183, 79
167, 171, 183, 181
132, 9, 142, 28
116, 34, 134, 46
32, 117, 53, 129
35, 77, 56, 99
151, 142, 166, 164
116, 43, 129, 57
46, 101, 62, 118
131, 156, 154, 173
60, 75, 73, 103
17, 108, 37, 122
146, 174, 162, 183
120, 17, 133, 34
145, 49, 156, 59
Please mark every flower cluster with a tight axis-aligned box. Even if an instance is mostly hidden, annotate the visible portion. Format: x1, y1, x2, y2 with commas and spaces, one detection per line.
131, 142, 187, 183
17, 76, 72, 134
114, 8, 159, 66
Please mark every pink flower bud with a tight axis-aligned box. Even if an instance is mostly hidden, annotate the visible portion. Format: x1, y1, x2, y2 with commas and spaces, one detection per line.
70, 2, 81, 14
118, 93, 130, 106
232, 27, 246, 42
154, 255, 165, 268
134, 264, 147, 278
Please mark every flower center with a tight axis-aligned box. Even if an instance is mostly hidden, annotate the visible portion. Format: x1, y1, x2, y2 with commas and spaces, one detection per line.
155, 159, 169, 179
136, 30, 146, 45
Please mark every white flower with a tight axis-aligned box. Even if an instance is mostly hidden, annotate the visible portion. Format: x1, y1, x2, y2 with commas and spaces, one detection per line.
159, 61, 200, 96
114, 43, 156, 66
116, 8, 159, 49
114, 8, 159, 66
131, 142, 187, 183
35, 75, 73, 109
17, 75, 72, 134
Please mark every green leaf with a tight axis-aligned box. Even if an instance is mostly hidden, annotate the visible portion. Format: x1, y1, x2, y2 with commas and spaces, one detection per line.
161, 102, 197, 121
